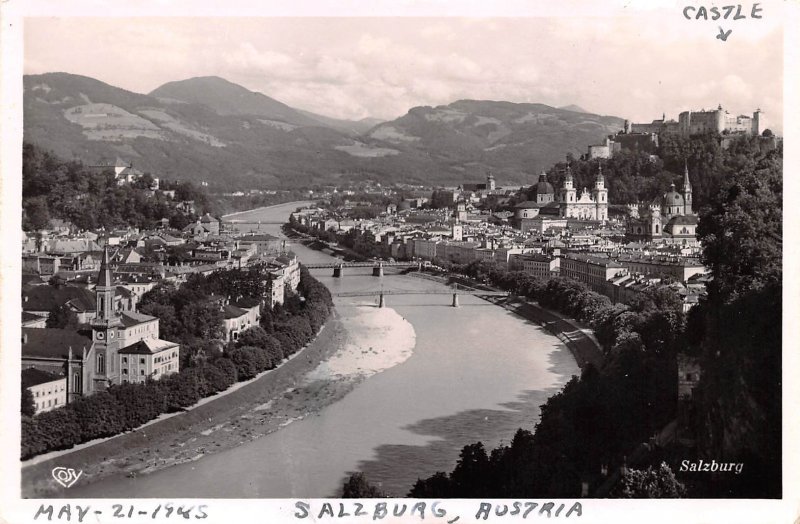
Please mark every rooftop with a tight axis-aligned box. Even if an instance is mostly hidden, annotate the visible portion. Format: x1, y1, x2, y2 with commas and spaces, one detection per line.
22, 368, 64, 388
119, 338, 178, 355
21, 328, 92, 360
119, 311, 157, 327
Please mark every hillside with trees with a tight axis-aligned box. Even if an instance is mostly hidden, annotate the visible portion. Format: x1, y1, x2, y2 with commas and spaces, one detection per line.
540, 134, 779, 209
22, 142, 213, 231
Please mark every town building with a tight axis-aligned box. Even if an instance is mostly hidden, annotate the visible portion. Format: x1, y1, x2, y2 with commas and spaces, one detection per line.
615, 254, 706, 283
559, 253, 628, 293
510, 253, 561, 279
220, 298, 261, 342
237, 233, 285, 255
22, 368, 68, 415
119, 339, 179, 384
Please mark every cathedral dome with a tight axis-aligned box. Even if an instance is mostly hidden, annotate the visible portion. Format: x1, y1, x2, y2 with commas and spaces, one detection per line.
533, 172, 554, 195
663, 184, 684, 207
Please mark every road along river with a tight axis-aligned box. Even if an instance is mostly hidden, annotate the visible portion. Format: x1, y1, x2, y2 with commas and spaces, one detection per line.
69, 201, 580, 497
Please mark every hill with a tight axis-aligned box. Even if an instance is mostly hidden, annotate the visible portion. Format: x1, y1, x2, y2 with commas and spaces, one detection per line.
558, 104, 590, 113
365, 99, 624, 183
150, 76, 322, 127
24, 73, 624, 189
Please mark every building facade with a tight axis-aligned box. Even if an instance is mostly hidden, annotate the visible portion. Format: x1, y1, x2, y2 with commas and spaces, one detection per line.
560, 253, 629, 293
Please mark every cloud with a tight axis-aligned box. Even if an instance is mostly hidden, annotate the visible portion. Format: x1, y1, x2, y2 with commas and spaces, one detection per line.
22, 16, 783, 131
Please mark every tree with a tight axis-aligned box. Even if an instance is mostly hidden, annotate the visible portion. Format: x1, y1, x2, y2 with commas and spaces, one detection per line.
615, 462, 686, 498
45, 304, 79, 329
227, 347, 260, 380
108, 381, 164, 430
697, 151, 782, 301
21, 387, 36, 417
236, 326, 270, 349
408, 472, 451, 498
212, 358, 239, 384
761, 129, 774, 137
68, 391, 124, 439
341, 472, 385, 498
159, 373, 201, 412
449, 442, 491, 497
199, 362, 234, 394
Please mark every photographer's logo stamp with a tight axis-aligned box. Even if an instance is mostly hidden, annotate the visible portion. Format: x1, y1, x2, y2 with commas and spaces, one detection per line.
51, 467, 83, 488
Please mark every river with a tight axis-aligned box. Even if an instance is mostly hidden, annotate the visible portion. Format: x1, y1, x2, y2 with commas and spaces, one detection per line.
74, 201, 580, 498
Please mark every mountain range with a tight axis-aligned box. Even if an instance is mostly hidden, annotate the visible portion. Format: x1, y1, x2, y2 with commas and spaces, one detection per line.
24, 72, 624, 189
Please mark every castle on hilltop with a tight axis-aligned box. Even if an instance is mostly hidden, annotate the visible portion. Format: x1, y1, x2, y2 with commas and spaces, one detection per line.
628, 105, 765, 137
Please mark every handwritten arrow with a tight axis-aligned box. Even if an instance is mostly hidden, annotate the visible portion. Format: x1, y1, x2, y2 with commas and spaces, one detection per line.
716, 26, 732, 41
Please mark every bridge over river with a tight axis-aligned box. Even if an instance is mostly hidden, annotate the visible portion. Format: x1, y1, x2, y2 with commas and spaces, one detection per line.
335, 288, 509, 308
305, 261, 430, 277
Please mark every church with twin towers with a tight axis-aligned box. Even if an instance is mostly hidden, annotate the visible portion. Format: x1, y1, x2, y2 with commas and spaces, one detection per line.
517, 165, 608, 222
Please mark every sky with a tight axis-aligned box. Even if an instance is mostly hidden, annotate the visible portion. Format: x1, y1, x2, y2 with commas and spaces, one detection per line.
23, 8, 784, 131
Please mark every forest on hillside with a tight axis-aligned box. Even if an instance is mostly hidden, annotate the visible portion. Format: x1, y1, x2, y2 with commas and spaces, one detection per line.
542, 133, 779, 209
22, 143, 215, 231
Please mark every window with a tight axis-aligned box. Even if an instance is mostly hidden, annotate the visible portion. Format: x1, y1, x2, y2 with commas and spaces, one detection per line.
140, 369, 145, 375
123, 368, 128, 375
140, 358, 145, 364
97, 353, 105, 374
122, 357, 128, 364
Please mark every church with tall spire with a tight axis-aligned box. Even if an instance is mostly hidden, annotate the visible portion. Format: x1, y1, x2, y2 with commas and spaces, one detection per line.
22, 246, 181, 401
625, 162, 699, 245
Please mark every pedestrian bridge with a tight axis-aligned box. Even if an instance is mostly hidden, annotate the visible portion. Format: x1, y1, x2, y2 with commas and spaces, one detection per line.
335, 288, 509, 308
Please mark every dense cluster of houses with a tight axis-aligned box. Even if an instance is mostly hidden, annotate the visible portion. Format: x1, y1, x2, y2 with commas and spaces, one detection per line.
292, 189, 707, 312
20, 213, 300, 414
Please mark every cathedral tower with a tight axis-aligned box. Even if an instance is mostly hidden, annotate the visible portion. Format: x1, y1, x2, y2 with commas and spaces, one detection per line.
592, 165, 608, 221
561, 165, 577, 204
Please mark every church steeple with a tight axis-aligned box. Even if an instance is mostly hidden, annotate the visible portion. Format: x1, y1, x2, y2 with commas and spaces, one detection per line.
91, 245, 121, 391
98, 246, 113, 288
592, 164, 608, 221
682, 162, 691, 191
683, 161, 693, 215
594, 164, 605, 190
94, 246, 119, 325
564, 164, 574, 189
